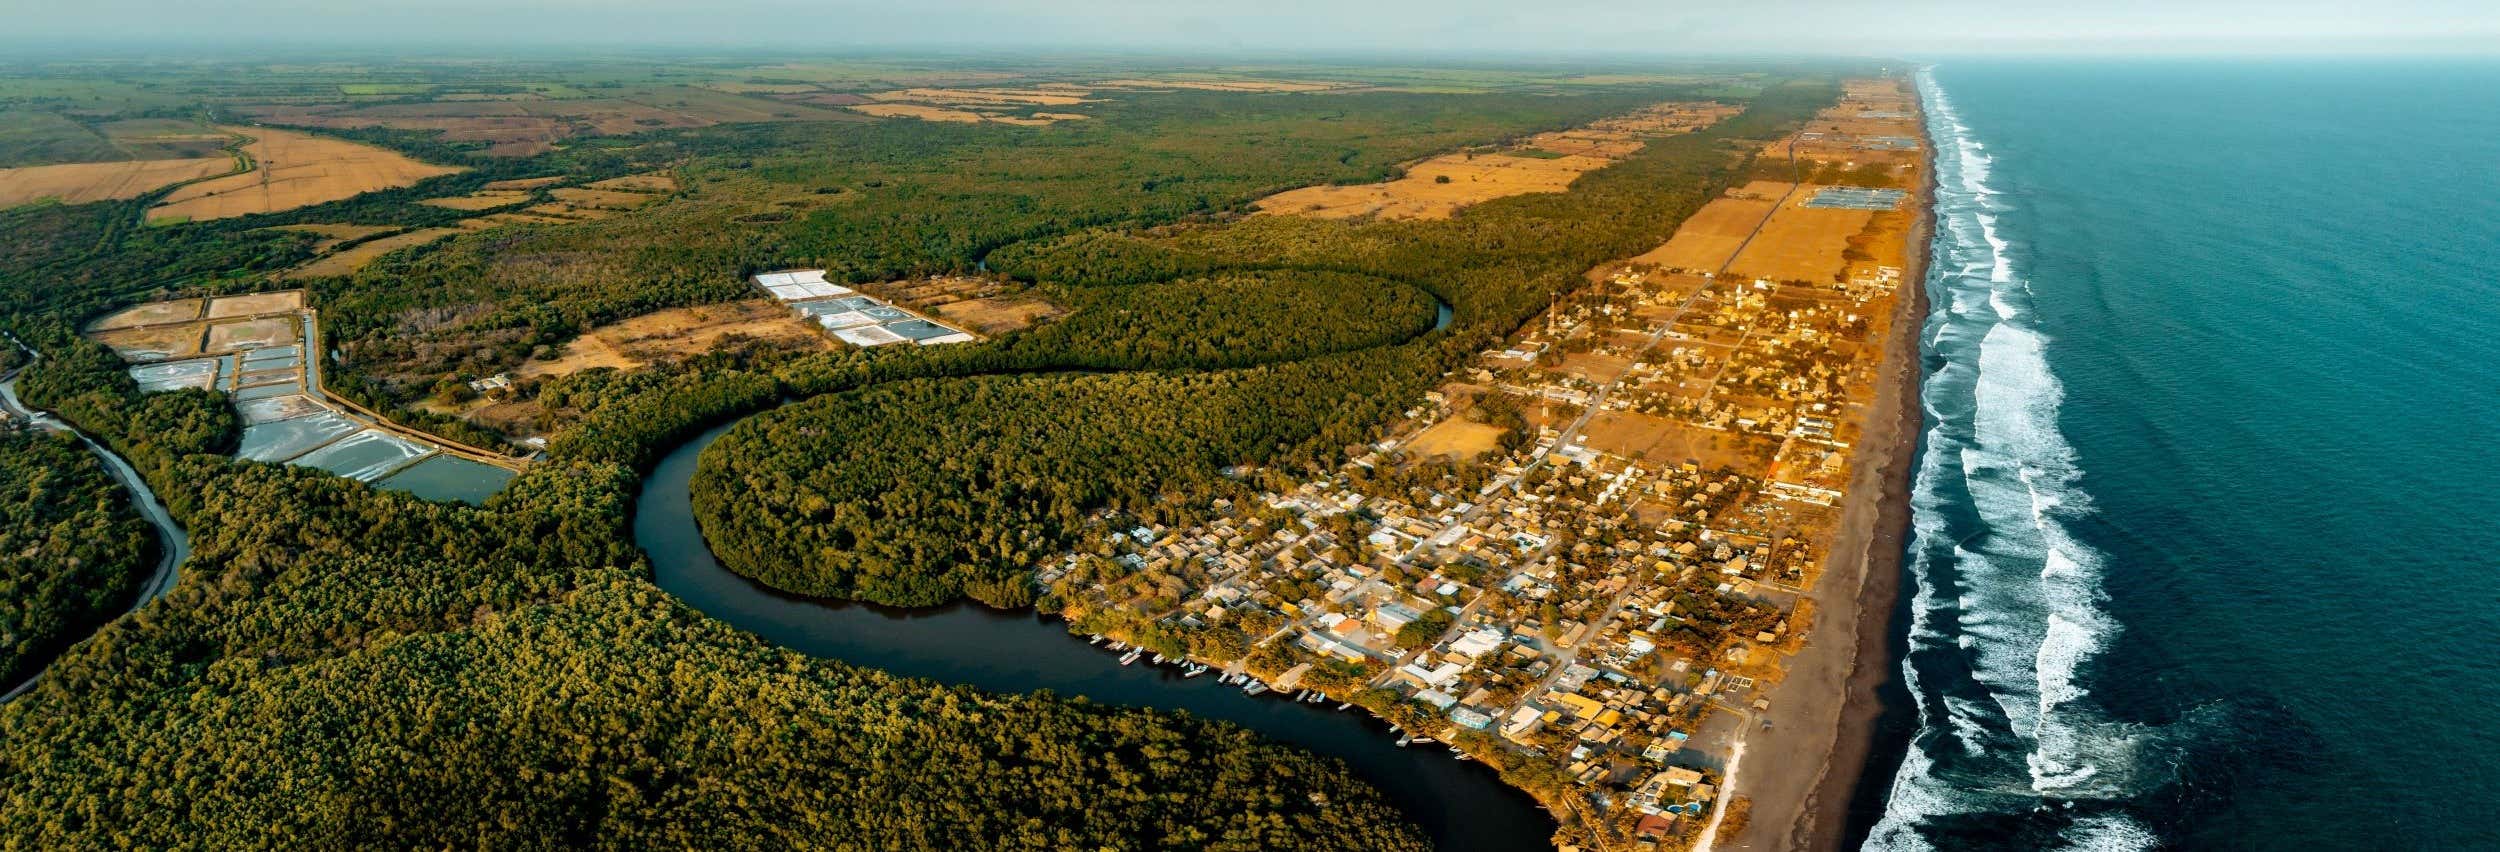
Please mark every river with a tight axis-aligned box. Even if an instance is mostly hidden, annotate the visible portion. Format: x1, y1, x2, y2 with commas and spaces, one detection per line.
0, 370, 189, 702
630, 295, 1563, 850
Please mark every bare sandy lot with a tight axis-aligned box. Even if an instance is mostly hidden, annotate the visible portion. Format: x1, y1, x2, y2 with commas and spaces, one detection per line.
516, 332, 636, 379
150, 126, 461, 222
206, 290, 305, 319
1552, 351, 1633, 384
1406, 417, 1508, 459
204, 316, 299, 353
932, 297, 1056, 336
1580, 410, 1781, 473
91, 325, 202, 362
87, 299, 205, 331
516, 299, 829, 380
284, 228, 462, 279
0, 157, 233, 208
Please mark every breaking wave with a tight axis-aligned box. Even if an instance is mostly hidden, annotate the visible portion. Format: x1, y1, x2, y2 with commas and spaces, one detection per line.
1863, 68, 2177, 851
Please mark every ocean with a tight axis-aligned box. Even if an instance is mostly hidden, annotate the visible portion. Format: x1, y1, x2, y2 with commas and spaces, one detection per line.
1864, 60, 2500, 850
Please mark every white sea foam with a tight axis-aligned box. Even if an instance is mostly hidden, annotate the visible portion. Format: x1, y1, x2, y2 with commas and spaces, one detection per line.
1864, 68, 2159, 851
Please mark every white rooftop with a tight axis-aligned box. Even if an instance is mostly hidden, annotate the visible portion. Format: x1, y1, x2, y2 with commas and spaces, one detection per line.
833, 325, 908, 347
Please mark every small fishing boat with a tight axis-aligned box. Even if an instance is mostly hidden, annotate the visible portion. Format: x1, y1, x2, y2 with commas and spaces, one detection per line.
1118, 649, 1143, 666
1088, 635, 1105, 645
1243, 681, 1269, 695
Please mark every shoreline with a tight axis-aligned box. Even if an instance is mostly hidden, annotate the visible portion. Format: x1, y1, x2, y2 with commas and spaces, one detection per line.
1719, 92, 1935, 852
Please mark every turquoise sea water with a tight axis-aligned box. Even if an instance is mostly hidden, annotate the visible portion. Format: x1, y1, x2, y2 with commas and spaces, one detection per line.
1865, 60, 2500, 849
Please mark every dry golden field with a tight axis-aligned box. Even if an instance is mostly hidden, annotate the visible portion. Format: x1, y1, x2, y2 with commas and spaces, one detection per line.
0, 157, 233, 208
150, 126, 461, 222
1256, 152, 1613, 220
1406, 417, 1509, 459
1725, 187, 1875, 284
259, 223, 396, 252
1256, 101, 1735, 222
1628, 190, 1785, 272
849, 103, 988, 123
283, 228, 463, 279
515, 299, 827, 380
419, 190, 534, 211
1093, 79, 1350, 93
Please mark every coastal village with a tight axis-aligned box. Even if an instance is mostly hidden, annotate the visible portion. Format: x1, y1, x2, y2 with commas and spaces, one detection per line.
54, 74, 1926, 851
1041, 77, 1926, 851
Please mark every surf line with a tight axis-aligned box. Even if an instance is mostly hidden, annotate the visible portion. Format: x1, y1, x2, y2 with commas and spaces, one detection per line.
1863, 68, 2156, 852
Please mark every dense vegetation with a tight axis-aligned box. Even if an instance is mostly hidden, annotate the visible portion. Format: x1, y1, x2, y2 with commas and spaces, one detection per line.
308, 89, 1658, 418
0, 61, 1835, 848
680, 81, 1838, 607
0, 429, 155, 687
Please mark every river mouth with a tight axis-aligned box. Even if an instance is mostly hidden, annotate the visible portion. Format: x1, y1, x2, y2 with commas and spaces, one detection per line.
633, 364, 1559, 851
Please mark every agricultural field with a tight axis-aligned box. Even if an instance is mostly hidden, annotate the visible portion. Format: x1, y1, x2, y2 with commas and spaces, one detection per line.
1627, 181, 1789, 272
1256, 151, 1614, 220
149, 126, 461, 222
1255, 101, 1735, 221
1724, 185, 1875, 284
229, 85, 862, 157
0, 157, 234, 208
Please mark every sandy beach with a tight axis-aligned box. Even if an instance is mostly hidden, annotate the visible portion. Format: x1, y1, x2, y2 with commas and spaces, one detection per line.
1716, 131, 1934, 852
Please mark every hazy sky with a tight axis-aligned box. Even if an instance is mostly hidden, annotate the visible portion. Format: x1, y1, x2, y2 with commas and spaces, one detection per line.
6, 0, 2495, 55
